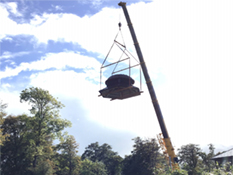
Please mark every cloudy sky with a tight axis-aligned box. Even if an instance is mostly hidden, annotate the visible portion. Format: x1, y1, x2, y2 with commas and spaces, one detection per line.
1, 0, 233, 157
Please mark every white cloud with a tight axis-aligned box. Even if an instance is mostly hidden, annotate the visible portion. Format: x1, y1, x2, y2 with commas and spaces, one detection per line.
91, 0, 103, 8
0, 51, 101, 80
30, 14, 48, 26
3, 2, 22, 17
1, 83, 11, 89
3, 37, 13, 41
0, 88, 31, 116
1, 59, 16, 67
1, 1, 233, 63
0, 2, 125, 54
0, 51, 30, 60
0, 3, 31, 39
53, 5, 63, 11
29, 70, 92, 98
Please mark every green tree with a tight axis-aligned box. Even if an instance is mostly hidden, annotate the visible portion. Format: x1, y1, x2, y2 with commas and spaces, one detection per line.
122, 137, 162, 175
81, 142, 122, 175
177, 144, 202, 175
107, 155, 123, 175
30, 159, 55, 175
1, 115, 32, 175
80, 159, 108, 175
162, 168, 188, 175
55, 135, 81, 175
200, 144, 215, 172
82, 142, 116, 162
20, 87, 71, 169
0, 100, 8, 145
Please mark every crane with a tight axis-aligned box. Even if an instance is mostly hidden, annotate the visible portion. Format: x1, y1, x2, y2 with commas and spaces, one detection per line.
118, 2, 179, 170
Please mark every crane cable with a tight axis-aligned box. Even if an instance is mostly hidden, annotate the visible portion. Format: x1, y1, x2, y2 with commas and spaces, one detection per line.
118, 11, 142, 90
100, 21, 142, 91
100, 24, 122, 90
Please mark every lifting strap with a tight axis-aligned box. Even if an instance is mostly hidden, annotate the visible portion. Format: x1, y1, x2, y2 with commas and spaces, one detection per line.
100, 22, 142, 91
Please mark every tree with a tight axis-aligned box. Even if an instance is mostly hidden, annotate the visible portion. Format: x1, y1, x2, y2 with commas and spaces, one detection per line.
55, 135, 81, 175
1, 115, 32, 175
80, 159, 108, 175
81, 142, 122, 175
177, 144, 202, 175
106, 155, 123, 175
122, 137, 162, 175
20, 87, 72, 169
200, 144, 215, 172
82, 142, 116, 162
30, 159, 55, 175
0, 99, 8, 145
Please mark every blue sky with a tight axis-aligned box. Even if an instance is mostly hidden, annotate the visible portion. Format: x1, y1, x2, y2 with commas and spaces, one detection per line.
1, 0, 233, 157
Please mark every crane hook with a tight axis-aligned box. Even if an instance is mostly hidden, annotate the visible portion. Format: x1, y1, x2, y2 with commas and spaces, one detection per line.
118, 22, 122, 30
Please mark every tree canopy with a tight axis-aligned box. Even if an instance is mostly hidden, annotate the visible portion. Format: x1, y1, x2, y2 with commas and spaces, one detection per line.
1, 87, 232, 175
177, 144, 203, 175
0, 99, 8, 145
122, 137, 163, 175
20, 87, 72, 168
55, 135, 80, 175
81, 142, 122, 175
1, 114, 32, 175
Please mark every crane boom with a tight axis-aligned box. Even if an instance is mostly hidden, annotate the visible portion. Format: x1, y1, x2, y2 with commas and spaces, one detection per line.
118, 2, 179, 170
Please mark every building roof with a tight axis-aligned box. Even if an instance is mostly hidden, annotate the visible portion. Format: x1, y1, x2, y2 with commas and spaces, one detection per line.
212, 148, 233, 160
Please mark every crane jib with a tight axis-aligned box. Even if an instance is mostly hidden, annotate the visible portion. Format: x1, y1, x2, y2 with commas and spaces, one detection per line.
118, 1, 169, 139
118, 1, 179, 170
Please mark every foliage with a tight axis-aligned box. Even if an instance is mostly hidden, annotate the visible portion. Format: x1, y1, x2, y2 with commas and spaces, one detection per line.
199, 144, 216, 172
81, 142, 117, 162
81, 142, 122, 175
106, 155, 123, 175
80, 159, 108, 175
20, 87, 72, 168
0, 99, 8, 145
177, 144, 203, 175
29, 159, 55, 175
122, 137, 162, 175
155, 166, 188, 175
2, 87, 233, 175
55, 135, 81, 175
171, 169, 188, 175
211, 162, 233, 175
1, 115, 32, 175
20, 87, 71, 140
165, 169, 188, 175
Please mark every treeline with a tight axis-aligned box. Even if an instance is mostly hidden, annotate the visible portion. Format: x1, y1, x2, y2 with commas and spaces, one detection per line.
0, 87, 232, 175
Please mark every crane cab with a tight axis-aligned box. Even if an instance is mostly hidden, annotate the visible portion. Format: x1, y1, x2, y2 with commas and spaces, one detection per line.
99, 74, 142, 100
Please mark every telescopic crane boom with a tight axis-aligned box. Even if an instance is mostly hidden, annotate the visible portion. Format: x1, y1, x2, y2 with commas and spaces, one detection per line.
118, 2, 179, 170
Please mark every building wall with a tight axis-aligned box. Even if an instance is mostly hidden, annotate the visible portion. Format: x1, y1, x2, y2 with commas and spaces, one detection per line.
214, 156, 233, 166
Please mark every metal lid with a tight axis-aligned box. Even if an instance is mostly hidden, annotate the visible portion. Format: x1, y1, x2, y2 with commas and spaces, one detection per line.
105, 74, 135, 88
